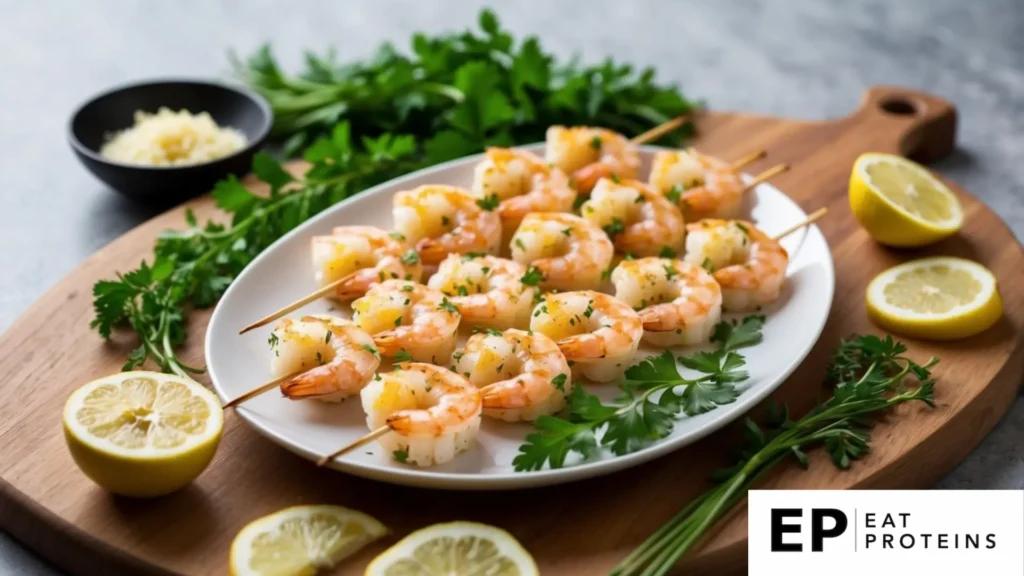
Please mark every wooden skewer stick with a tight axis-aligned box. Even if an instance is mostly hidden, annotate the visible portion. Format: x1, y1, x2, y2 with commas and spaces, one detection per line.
316, 381, 500, 467
630, 115, 689, 144
741, 163, 789, 193
238, 272, 357, 335
772, 207, 829, 241
729, 149, 767, 171
317, 427, 391, 466
222, 372, 297, 409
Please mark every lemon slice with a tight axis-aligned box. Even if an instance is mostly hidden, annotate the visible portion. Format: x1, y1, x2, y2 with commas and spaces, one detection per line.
63, 371, 223, 497
849, 153, 963, 246
366, 522, 538, 576
230, 505, 387, 576
866, 257, 1002, 340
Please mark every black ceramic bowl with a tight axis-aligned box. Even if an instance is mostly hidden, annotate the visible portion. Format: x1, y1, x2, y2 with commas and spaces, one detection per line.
69, 79, 272, 203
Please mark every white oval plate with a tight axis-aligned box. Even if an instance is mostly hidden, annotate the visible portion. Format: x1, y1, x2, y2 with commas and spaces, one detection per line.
207, 144, 834, 490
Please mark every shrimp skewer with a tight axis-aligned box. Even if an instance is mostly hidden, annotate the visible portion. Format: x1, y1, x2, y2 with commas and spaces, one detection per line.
651, 149, 788, 221
393, 185, 502, 265
452, 329, 572, 421
351, 280, 461, 364
427, 254, 538, 330
611, 258, 722, 347
684, 219, 789, 312
547, 126, 642, 193
530, 291, 643, 383
223, 315, 380, 407
326, 364, 482, 468
238, 226, 421, 334
509, 213, 613, 292
472, 147, 577, 242
579, 178, 685, 258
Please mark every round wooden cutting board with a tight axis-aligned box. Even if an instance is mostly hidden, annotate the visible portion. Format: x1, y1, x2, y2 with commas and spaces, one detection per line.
0, 86, 1020, 576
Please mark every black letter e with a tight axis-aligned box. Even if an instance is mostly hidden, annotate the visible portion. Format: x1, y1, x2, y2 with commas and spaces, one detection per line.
771, 508, 802, 552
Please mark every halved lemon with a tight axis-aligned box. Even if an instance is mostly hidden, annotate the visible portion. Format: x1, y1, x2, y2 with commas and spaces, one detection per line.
866, 257, 1002, 340
849, 153, 963, 246
230, 505, 387, 576
366, 522, 537, 576
62, 371, 222, 497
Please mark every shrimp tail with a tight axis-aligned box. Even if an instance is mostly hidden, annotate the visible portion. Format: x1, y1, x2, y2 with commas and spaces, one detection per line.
415, 238, 450, 265
333, 269, 378, 300
556, 334, 605, 360
639, 306, 680, 332
281, 364, 353, 401
572, 163, 614, 193
373, 330, 403, 356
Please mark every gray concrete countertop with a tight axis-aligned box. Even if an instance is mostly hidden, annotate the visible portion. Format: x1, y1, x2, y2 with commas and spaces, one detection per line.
1, 1, 1021, 573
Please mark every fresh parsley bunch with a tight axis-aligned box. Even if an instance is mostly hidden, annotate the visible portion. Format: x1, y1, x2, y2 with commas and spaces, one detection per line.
514, 316, 766, 471
231, 9, 695, 157
610, 334, 937, 576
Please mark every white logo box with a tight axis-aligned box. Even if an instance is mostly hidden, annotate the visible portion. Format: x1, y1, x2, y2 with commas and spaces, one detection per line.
748, 490, 1023, 575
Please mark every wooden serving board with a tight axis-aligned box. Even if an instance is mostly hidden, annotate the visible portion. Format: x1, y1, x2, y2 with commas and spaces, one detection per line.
1, 86, 1021, 576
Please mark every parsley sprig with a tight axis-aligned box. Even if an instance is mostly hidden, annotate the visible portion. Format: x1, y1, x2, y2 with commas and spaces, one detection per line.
513, 316, 765, 471
610, 334, 937, 576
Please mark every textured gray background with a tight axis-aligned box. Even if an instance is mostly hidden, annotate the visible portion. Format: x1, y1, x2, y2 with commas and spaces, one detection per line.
1, 0, 1021, 573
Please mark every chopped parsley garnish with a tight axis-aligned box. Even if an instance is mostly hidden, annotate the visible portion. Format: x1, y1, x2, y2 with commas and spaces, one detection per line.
267, 333, 279, 348
361, 344, 380, 359
392, 449, 408, 463
520, 266, 545, 286
437, 297, 459, 314
393, 349, 413, 363
602, 218, 625, 238
551, 373, 567, 392
665, 184, 683, 204
389, 231, 406, 241
401, 249, 420, 265
476, 194, 500, 211
659, 246, 676, 258
590, 135, 602, 149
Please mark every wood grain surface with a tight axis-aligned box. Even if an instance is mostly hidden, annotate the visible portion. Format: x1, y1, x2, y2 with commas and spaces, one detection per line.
0, 86, 1020, 576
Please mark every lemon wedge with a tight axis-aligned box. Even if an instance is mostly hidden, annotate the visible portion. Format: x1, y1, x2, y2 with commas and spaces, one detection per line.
63, 371, 222, 497
366, 522, 537, 576
230, 505, 387, 576
849, 153, 963, 246
866, 257, 1002, 340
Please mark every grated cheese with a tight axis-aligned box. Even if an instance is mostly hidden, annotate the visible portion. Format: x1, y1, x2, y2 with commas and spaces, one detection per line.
100, 107, 247, 166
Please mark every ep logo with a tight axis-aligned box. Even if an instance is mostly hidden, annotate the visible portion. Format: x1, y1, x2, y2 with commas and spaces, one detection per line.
770, 508, 848, 552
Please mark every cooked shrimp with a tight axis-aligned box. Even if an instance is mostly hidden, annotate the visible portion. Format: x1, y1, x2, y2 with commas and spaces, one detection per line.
649, 149, 746, 220
426, 254, 538, 330
611, 258, 722, 347
684, 219, 788, 311
509, 213, 613, 291
360, 364, 481, 467
268, 315, 380, 402
530, 291, 642, 383
452, 329, 571, 422
310, 226, 423, 300
351, 280, 460, 363
472, 148, 577, 240
579, 178, 685, 257
546, 126, 641, 193
392, 185, 502, 265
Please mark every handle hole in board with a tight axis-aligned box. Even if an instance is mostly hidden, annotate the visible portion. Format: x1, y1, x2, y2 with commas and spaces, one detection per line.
879, 97, 918, 116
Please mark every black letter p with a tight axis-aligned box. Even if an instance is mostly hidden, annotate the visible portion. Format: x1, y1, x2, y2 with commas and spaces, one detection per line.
811, 508, 848, 552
